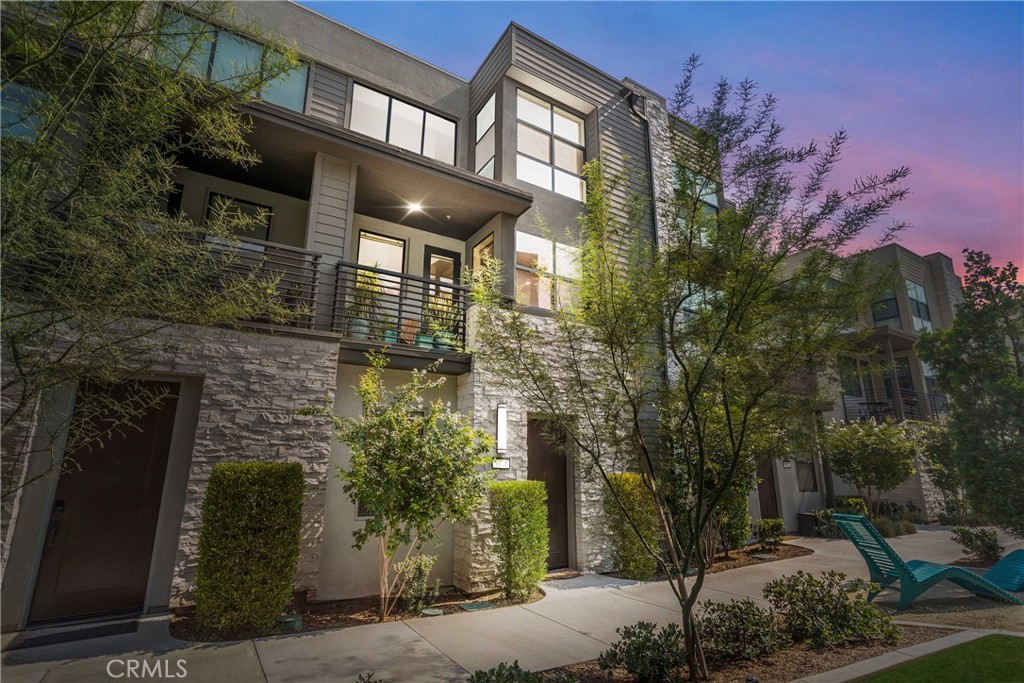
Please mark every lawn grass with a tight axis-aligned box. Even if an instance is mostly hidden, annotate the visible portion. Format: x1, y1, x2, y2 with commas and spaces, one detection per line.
856, 634, 1024, 683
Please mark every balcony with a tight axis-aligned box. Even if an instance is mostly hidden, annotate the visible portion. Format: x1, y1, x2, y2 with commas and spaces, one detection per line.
839, 387, 948, 423
332, 261, 468, 353
202, 236, 321, 329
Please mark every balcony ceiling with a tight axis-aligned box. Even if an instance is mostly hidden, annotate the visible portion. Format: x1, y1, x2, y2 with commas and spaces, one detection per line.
181, 105, 533, 240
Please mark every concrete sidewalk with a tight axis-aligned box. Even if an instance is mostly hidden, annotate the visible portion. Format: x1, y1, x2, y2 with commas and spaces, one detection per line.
4, 529, 1021, 683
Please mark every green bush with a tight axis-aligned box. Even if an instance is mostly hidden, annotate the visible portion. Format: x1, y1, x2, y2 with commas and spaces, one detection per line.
837, 496, 868, 515
604, 473, 662, 579
489, 480, 548, 602
718, 485, 752, 556
754, 518, 785, 548
762, 570, 899, 648
699, 599, 787, 663
951, 526, 1003, 564
467, 661, 578, 683
395, 554, 440, 614
870, 516, 917, 538
195, 461, 305, 636
598, 621, 687, 683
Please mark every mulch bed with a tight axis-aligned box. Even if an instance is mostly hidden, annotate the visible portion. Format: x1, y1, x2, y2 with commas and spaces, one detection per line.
169, 587, 543, 642
949, 555, 995, 568
604, 541, 813, 581
541, 625, 953, 682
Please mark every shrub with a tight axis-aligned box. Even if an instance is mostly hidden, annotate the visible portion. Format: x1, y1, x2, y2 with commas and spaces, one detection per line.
870, 516, 917, 538
754, 518, 785, 548
467, 661, 578, 683
604, 473, 662, 579
837, 496, 869, 515
395, 554, 440, 614
598, 621, 687, 683
762, 570, 899, 648
718, 485, 752, 557
699, 599, 787, 663
194, 461, 305, 636
489, 480, 549, 602
951, 526, 1004, 564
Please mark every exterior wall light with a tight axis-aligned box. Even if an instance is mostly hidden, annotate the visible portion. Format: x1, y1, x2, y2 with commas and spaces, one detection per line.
495, 402, 508, 453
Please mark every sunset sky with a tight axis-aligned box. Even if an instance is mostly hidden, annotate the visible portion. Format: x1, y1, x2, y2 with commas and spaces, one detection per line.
298, 1, 1024, 278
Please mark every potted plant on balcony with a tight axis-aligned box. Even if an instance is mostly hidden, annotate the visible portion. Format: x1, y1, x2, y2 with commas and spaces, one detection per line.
347, 269, 384, 340
424, 291, 460, 351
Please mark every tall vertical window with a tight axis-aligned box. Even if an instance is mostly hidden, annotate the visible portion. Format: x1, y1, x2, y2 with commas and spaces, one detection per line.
871, 292, 901, 329
158, 8, 309, 112
515, 90, 585, 201
349, 84, 456, 165
475, 93, 496, 179
905, 279, 932, 332
357, 231, 405, 295
473, 234, 495, 268
514, 231, 579, 310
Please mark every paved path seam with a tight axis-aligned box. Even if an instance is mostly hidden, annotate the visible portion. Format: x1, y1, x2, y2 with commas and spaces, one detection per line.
397, 620, 470, 678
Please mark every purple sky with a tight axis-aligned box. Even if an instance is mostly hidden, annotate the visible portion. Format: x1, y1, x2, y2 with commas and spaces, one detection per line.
298, 1, 1024, 278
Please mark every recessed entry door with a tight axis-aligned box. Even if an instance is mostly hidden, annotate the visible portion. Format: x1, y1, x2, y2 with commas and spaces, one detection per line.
29, 381, 180, 623
527, 419, 570, 570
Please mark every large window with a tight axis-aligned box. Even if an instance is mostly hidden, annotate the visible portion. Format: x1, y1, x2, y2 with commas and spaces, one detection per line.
475, 93, 496, 179
796, 462, 818, 492
350, 84, 456, 165
357, 231, 405, 295
514, 231, 579, 310
1, 82, 44, 141
515, 90, 585, 201
158, 8, 309, 112
871, 292, 901, 330
905, 279, 933, 332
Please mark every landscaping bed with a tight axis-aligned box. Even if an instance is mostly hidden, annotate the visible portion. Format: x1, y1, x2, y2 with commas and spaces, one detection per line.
603, 541, 813, 581
540, 625, 953, 682
170, 587, 544, 642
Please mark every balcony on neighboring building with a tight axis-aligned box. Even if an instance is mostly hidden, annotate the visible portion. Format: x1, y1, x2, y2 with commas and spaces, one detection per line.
839, 386, 948, 423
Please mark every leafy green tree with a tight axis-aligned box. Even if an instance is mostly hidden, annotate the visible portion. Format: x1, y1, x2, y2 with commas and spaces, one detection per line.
303, 354, 492, 620
1, 1, 301, 497
469, 56, 908, 680
917, 250, 1024, 537
824, 419, 918, 516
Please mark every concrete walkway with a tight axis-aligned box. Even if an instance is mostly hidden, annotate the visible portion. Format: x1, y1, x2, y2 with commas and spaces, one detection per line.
3, 528, 1021, 683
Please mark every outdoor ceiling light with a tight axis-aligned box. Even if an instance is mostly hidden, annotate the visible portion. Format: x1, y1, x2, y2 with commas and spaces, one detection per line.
407, 202, 423, 212
495, 402, 508, 454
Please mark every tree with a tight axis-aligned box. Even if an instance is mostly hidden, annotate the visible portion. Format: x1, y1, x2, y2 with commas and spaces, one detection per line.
917, 250, 1024, 536
469, 56, 909, 680
1, 2, 301, 498
823, 419, 917, 516
302, 354, 492, 621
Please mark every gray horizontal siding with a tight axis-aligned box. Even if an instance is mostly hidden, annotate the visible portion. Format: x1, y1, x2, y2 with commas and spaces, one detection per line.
309, 64, 349, 128
470, 29, 512, 112
510, 28, 654, 250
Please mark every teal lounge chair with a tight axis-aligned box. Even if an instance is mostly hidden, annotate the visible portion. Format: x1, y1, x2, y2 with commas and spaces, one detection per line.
985, 548, 1024, 592
831, 513, 1024, 611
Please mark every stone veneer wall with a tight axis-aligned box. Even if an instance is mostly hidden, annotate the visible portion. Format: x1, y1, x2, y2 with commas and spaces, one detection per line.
452, 312, 618, 594
162, 326, 339, 604
0, 323, 339, 605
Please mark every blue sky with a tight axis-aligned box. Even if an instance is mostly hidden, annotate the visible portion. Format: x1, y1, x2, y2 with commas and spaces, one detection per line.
297, 1, 1024, 276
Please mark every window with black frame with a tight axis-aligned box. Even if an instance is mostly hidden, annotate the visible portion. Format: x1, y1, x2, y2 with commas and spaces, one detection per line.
515, 90, 586, 201
158, 7, 309, 112
871, 292, 901, 329
905, 279, 933, 332
349, 83, 456, 165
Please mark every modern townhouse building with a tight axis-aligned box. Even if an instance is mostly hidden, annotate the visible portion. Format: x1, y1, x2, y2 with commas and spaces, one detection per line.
1, 2, 686, 631
753, 244, 964, 531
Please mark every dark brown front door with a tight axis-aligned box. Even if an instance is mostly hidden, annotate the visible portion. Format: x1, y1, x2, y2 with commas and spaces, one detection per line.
756, 461, 780, 520
527, 419, 569, 570
29, 381, 179, 622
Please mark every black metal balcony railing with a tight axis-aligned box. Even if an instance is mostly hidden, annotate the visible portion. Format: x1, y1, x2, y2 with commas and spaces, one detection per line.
202, 235, 321, 328
840, 387, 948, 423
332, 261, 469, 352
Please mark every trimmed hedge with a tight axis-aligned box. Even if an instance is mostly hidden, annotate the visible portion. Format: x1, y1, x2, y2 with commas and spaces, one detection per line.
604, 473, 662, 579
195, 461, 305, 636
489, 480, 548, 602
754, 517, 785, 548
